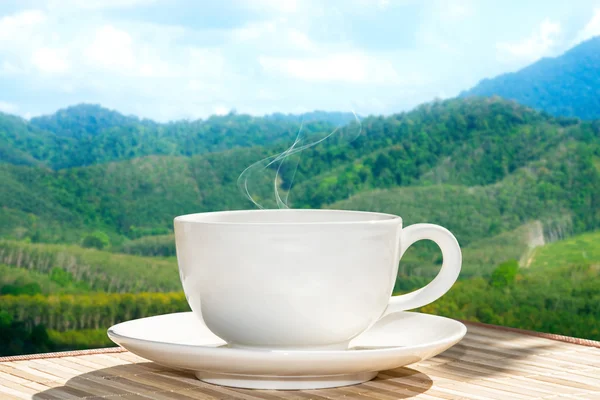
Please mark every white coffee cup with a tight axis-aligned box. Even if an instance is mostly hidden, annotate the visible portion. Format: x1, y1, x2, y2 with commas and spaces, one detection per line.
174, 209, 461, 350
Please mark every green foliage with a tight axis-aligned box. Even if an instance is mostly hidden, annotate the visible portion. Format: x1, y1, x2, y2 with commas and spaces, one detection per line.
0, 111, 65, 167
0, 264, 68, 294
0, 240, 180, 292
0, 147, 276, 242
529, 230, 600, 269
0, 281, 42, 296
128, 226, 171, 239
393, 223, 531, 290
3, 97, 600, 247
47, 329, 115, 351
118, 234, 176, 257
3, 103, 337, 170
489, 260, 519, 288
1, 96, 600, 355
458, 224, 532, 276
286, 98, 560, 207
0, 292, 188, 331
265, 110, 357, 126
332, 139, 600, 249
81, 231, 110, 250
49, 267, 77, 287
418, 263, 600, 340
30, 103, 149, 140
0, 264, 93, 296
0, 291, 188, 355
0, 310, 53, 356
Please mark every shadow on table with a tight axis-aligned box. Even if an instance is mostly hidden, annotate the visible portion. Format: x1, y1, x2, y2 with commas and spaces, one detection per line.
31, 326, 561, 399
32, 362, 433, 399
430, 323, 559, 380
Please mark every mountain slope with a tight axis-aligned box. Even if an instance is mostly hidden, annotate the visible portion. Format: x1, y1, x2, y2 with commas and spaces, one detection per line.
2, 97, 599, 248
0, 145, 276, 242
287, 98, 596, 208
29, 104, 151, 139
3, 105, 343, 170
0, 240, 179, 292
0, 112, 68, 167
528, 230, 600, 269
265, 110, 357, 126
331, 136, 600, 247
2, 98, 600, 354
461, 36, 600, 119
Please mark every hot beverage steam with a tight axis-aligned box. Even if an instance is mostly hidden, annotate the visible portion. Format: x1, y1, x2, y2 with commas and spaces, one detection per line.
238, 112, 362, 209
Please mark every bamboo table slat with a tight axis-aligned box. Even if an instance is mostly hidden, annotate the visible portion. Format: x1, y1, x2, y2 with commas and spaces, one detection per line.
1, 322, 600, 400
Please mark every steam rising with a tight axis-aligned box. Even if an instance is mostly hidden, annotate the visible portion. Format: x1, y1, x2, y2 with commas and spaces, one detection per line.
238, 112, 362, 209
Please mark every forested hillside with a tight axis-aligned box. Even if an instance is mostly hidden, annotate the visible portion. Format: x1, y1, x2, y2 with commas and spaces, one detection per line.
1, 104, 338, 170
421, 230, 600, 340
1, 96, 599, 355
2, 97, 598, 245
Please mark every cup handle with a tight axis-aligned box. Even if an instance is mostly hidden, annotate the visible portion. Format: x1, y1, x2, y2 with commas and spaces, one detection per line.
384, 223, 462, 315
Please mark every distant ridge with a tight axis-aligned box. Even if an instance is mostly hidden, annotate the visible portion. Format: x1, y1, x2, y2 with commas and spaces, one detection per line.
461, 36, 600, 120
265, 110, 358, 126
1, 104, 348, 169
30, 104, 150, 139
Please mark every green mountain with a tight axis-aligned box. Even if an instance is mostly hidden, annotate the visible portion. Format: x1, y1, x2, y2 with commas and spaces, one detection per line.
265, 110, 358, 126
0, 240, 179, 293
461, 36, 600, 120
30, 104, 152, 139
1, 96, 599, 355
0, 112, 66, 167
2, 105, 338, 169
1, 222, 597, 357
528, 230, 600, 269
0, 146, 278, 243
2, 97, 599, 246
331, 138, 599, 248
421, 229, 600, 340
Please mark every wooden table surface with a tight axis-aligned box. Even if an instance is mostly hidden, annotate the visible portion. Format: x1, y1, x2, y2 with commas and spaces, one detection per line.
1, 322, 599, 400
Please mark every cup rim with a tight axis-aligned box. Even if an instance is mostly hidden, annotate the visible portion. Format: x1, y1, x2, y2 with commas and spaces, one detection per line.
174, 209, 402, 226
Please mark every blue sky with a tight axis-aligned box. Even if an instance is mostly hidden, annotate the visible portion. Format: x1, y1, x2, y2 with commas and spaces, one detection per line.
0, 0, 599, 121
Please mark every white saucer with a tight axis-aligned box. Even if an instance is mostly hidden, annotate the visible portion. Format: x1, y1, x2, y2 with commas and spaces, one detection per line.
107, 311, 466, 390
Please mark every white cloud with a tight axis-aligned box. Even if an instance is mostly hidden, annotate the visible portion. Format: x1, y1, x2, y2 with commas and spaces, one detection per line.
230, 18, 317, 54
0, 101, 18, 114
213, 105, 230, 115
0, 10, 46, 41
573, 8, 600, 45
0, 10, 46, 39
496, 19, 561, 63
414, 0, 476, 55
379, 0, 391, 8
0, 61, 23, 75
47, 0, 156, 9
85, 25, 135, 70
0, 0, 533, 121
259, 52, 401, 84
256, 88, 278, 100
232, 20, 277, 41
352, 0, 416, 9
184, 47, 226, 78
416, 28, 458, 54
245, 0, 298, 14
287, 29, 315, 51
32, 47, 70, 73
441, 0, 474, 20
136, 55, 178, 78
138, 64, 155, 77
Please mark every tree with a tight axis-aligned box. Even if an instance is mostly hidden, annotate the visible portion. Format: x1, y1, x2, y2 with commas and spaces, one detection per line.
489, 260, 519, 288
81, 231, 110, 250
